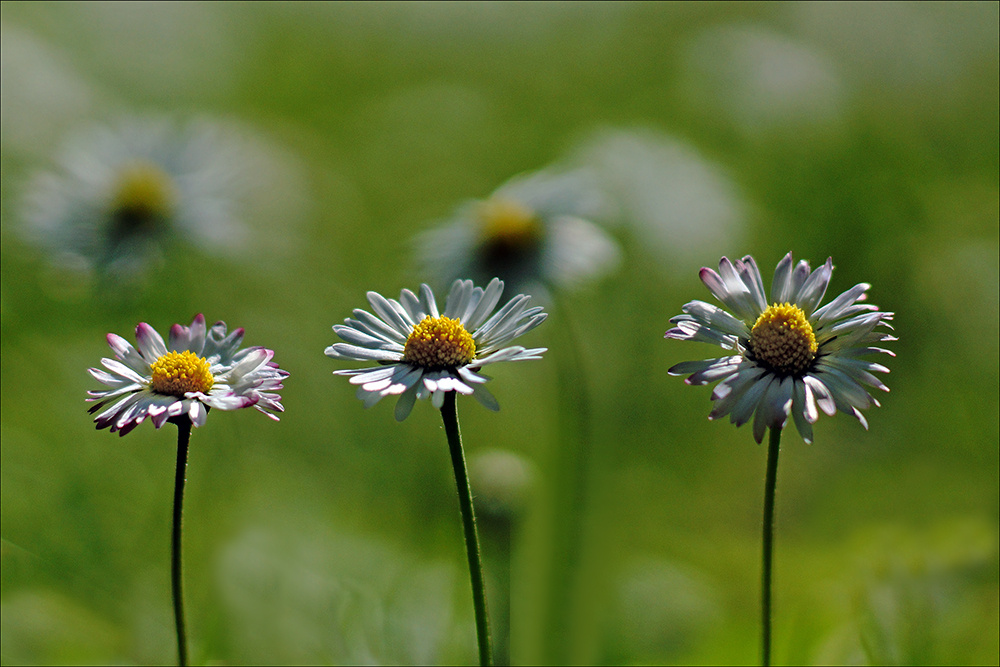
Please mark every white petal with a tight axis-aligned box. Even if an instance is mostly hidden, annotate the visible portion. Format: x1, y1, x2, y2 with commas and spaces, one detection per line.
443, 279, 473, 319
735, 255, 767, 313
680, 300, 749, 337
472, 384, 500, 411
463, 278, 505, 331
730, 373, 773, 428
348, 366, 399, 386
419, 284, 440, 319
334, 325, 401, 350
399, 289, 427, 323
457, 366, 490, 385
811, 283, 870, 323
357, 386, 386, 408
803, 375, 837, 416
368, 291, 412, 334
188, 401, 208, 427
325, 344, 403, 362
100, 358, 149, 385
794, 257, 833, 315
769, 252, 794, 304
791, 378, 815, 444
135, 322, 168, 362
394, 388, 418, 421
431, 389, 446, 408
351, 308, 409, 342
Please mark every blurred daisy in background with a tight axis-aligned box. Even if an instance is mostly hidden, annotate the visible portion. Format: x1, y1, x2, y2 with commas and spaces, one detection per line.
418, 169, 620, 301
666, 253, 895, 444
20, 117, 298, 284
575, 128, 747, 272
88, 313, 288, 436
326, 278, 547, 421
0, 23, 98, 159
679, 24, 847, 135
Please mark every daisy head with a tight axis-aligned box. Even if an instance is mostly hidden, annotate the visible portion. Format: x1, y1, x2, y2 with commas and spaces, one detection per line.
665, 253, 895, 444
21, 117, 252, 280
88, 314, 288, 436
418, 170, 620, 299
325, 278, 547, 421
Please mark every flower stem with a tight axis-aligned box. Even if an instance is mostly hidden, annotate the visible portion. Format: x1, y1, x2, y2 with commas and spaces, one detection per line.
441, 392, 493, 666
543, 298, 596, 663
172, 419, 191, 667
761, 426, 782, 667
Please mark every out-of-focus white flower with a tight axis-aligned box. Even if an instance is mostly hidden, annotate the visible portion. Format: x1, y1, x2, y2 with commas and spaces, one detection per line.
419, 170, 620, 299
88, 314, 288, 436
575, 128, 746, 269
681, 24, 847, 133
21, 118, 272, 279
0, 24, 97, 158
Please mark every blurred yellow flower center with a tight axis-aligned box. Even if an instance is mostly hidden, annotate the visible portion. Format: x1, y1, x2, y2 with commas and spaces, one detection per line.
403, 316, 476, 369
110, 161, 176, 227
749, 303, 817, 375
150, 350, 214, 396
478, 198, 542, 251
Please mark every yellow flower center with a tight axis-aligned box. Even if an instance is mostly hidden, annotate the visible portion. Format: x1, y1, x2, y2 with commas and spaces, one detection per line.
477, 198, 542, 255
748, 303, 818, 375
150, 350, 215, 396
403, 316, 476, 369
109, 161, 177, 230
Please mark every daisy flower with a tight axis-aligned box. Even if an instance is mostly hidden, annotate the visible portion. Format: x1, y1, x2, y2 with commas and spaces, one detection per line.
418, 170, 620, 299
666, 252, 894, 444
88, 314, 288, 436
87, 314, 287, 666
325, 278, 546, 421
21, 117, 253, 279
667, 253, 894, 666
328, 278, 546, 665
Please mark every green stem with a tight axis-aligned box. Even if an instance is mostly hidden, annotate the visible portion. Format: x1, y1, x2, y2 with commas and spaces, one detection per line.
543, 298, 595, 663
172, 419, 191, 667
761, 426, 781, 667
441, 392, 493, 666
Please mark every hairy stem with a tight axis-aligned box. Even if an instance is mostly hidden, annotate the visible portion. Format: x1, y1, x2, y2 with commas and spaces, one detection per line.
172, 419, 191, 667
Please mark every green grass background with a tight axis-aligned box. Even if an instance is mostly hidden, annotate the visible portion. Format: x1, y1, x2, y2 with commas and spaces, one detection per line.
1, 2, 997, 665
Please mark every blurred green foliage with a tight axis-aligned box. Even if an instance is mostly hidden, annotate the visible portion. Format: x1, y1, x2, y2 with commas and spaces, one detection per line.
1, 2, 997, 665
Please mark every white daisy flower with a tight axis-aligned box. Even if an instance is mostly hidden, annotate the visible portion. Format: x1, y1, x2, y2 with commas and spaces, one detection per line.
665, 253, 895, 444
326, 278, 547, 421
22, 117, 253, 279
418, 170, 620, 299
88, 314, 288, 436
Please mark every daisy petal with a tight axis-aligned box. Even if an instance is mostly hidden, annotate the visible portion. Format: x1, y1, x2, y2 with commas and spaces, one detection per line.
135, 322, 168, 362
419, 284, 440, 319
769, 252, 794, 304
394, 387, 418, 421
464, 278, 505, 331
368, 290, 412, 333
811, 283, 871, 323
795, 257, 833, 315
791, 378, 815, 444
472, 384, 500, 411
